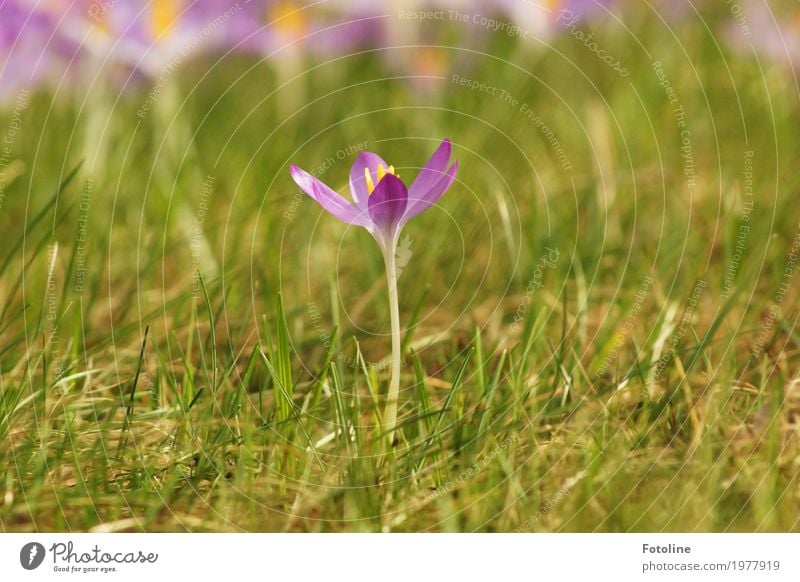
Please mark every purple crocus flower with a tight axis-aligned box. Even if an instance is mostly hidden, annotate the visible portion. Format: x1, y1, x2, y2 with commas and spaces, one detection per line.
724, 0, 800, 69
290, 138, 458, 251
290, 138, 458, 443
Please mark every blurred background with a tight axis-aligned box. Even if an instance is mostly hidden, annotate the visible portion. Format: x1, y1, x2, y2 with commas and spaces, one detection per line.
2, 0, 795, 358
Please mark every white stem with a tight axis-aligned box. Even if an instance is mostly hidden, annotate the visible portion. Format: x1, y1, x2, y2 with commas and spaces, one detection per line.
381, 239, 402, 448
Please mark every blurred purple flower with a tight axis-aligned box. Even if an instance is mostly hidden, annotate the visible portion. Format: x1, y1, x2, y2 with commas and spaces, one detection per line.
725, 0, 800, 68
497, 0, 615, 38
0, 0, 630, 102
229, 1, 379, 58
56, 0, 248, 77
0, 1, 76, 98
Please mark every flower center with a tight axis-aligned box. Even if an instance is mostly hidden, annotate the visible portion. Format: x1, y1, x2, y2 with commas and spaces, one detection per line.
268, 2, 308, 40
365, 164, 398, 195
151, 0, 179, 38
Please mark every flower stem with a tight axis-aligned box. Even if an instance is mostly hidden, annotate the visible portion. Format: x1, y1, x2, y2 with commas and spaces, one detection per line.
381, 242, 402, 448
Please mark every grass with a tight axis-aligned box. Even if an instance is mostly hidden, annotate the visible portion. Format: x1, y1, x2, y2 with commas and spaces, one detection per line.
1, 9, 800, 532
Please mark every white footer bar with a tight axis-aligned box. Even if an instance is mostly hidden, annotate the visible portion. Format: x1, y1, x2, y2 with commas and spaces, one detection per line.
1, 534, 797, 581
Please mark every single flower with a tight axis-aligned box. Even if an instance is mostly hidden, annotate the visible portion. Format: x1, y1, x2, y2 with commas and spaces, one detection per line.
289, 138, 458, 446
290, 138, 457, 250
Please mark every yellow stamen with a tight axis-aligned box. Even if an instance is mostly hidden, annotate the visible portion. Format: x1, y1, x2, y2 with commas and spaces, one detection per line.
417, 48, 447, 78
364, 168, 375, 194
268, 2, 308, 40
365, 164, 398, 195
151, 0, 179, 37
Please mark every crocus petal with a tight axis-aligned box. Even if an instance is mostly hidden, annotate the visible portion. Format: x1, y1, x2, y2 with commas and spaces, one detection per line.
367, 174, 408, 235
349, 151, 389, 209
290, 164, 365, 225
404, 161, 458, 221
408, 138, 451, 202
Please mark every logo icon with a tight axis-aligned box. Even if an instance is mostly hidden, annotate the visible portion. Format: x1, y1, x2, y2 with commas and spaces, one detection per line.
396, 235, 413, 278
20, 542, 45, 570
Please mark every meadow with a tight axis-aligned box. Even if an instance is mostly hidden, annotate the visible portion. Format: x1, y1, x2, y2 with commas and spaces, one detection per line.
1, 3, 799, 532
